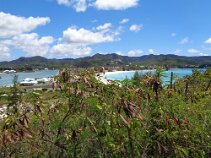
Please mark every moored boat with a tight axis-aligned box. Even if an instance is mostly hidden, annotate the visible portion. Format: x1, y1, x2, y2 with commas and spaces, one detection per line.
20, 78, 38, 86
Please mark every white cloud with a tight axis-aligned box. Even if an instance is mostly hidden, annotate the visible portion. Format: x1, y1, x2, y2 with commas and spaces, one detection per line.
2, 33, 54, 56
115, 26, 124, 36
120, 18, 129, 24
96, 23, 112, 32
74, 0, 87, 12
0, 12, 50, 38
0, 12, 54, 58
50, 44, 92, 58
179, 37, 189, 44
174, 49, 182, 54
62, 26, 117, 44
0, 46, 11, 60
57, 0, 139, 11
57, 0, 87, 12
57, 0, 71, 6
128, 49, 143, 56
93, 0, 139, 10
148, 49, 155, 54
97, 51, 125, 56
205, 38, 211, 44
51, 23, 120, 58
200, 53, 208, 56
114, 51, 124, 55
187, 49, 199, 53
129, 24, 143, 32
171, 32, 176, 37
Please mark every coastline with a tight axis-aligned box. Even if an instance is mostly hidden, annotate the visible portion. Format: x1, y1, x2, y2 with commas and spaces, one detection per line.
104, 69, 155, 75
104, 70, 136, 75
103, 69, 196, 82
0, 70, 59, 87
97, 70, 149, 84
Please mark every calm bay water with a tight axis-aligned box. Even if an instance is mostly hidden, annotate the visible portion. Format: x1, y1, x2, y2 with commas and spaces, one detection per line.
0, 70, 59, 87
104, 69, 204, 83
0, 69, 205, 87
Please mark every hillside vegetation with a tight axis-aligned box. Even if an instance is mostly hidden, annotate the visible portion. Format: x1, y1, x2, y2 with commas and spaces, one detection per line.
1, 54, 211, 70
0, 69, 211, 157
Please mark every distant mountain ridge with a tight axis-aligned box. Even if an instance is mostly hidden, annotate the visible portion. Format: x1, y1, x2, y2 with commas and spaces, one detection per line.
1, 54, 211, 70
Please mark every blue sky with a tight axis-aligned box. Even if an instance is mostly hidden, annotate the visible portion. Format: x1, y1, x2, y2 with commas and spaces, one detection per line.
0, 0, 211, 60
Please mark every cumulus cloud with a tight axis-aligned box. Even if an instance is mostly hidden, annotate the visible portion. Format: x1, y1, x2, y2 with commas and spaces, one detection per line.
179, 37, 189, 44
0, 12, 50, 38
129, 24, 143, 32
0, 12, 122, 59
51, 23, 120, 58
57, 0, 87, 12
148, 49, 155, 54
96, 23, 112, 32
200, 53, 209, 56
128, 49, 143, 56
187, 49, 199, 53
205, 38, 211, 44
50, 44, 92, 58
57, 0, 71, 6
56, 0, 140, 11
93, 0, 139, 10
62, 25, 117, 44
114, 51, 124, 56
96, 51, 124, 56
73, 0, 87, 12
1, 33, 54, 56
120, 18, 129, 24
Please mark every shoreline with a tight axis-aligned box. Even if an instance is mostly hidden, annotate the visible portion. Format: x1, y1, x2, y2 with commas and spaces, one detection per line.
104, 69, 155, 75
0, 70, 59, 87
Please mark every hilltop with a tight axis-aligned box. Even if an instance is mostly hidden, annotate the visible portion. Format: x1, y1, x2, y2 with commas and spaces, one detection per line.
0, 54, 211, 70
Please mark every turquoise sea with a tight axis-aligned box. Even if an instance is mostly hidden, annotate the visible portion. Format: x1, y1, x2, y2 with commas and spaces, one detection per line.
0, 69, 205, 87
104, 69, 204, 83
0, 70, 59, 87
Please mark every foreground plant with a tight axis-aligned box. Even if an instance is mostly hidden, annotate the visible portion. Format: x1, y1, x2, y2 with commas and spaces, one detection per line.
0, 69, 210, 157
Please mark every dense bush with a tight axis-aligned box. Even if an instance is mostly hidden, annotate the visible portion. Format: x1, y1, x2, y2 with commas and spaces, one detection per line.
0, 69, 210, 157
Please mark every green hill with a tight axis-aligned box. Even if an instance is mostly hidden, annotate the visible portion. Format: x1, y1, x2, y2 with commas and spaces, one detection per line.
0, 54, 211, 70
